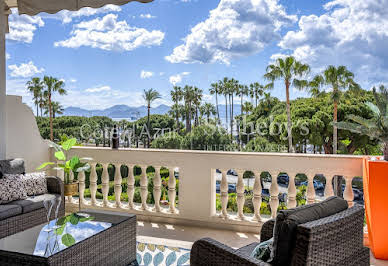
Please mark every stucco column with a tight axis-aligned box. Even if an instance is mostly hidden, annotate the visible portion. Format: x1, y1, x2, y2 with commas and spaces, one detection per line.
0, 0, 7, 159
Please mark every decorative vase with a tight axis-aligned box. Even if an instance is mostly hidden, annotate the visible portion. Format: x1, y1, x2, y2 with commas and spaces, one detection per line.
363, 157, 388, 260
64, 183, 78, 196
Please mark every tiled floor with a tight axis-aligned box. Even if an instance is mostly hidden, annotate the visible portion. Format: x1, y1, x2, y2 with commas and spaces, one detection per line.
137, 220, 388, 266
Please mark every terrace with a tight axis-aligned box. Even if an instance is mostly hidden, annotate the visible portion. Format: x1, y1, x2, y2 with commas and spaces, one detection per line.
1, 95, 386, 265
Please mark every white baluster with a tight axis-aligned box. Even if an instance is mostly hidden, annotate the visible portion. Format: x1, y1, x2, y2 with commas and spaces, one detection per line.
140, 166, 148, 210
324, 174, 334, 198
153, 166, 162, 212
220, 169, 229, 219
127, 165, 135, 209
78, 171, 85, 206
236, 169, 245, 220
287, 172, 297, 208
307, 173, 316, 204
168, 167, 177, 213
67, 171, 74, 203
101, 163, 110, 207
114, 163, 122, 208
343, 176, 354, 207
252, 172, 262, 221
269, 171, 279, 219
90, 163, 98, 207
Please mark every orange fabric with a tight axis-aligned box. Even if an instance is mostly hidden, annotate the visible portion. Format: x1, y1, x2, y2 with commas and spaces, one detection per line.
364, 158, 388, 260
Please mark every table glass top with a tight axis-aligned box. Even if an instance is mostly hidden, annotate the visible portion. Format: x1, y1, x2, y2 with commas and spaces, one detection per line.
0, 213, 112, 257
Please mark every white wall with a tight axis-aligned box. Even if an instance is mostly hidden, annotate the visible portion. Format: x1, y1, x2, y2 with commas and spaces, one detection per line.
6, 95, 50, 172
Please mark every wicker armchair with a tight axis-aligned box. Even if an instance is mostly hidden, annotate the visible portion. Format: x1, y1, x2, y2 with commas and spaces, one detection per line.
190, 205, 369, 266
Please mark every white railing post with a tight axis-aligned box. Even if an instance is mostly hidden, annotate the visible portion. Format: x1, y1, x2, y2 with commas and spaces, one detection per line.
78, 171, 85, 206
324, 174, 334, 198
269, 171, 279, 219
252, 172, 262, 221
140, 166, 148, 210
153, 166, 162, 212
168, 167, 177, 213
101, 163, 110, 207
236, 169, 245, 220
114, 163, 122, 208
306, 173, 316, 204
90, 163, 98, 207
287, 172, 297, 208
220, 169, 229, 219
343, 176, 354, 207
127, 165, 135, 210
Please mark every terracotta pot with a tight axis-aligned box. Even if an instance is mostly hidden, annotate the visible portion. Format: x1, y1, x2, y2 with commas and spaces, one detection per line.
363, 158, 388, 260
64, 183, 78, 196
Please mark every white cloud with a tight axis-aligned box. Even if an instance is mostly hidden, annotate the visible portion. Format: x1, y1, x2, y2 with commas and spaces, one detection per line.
7, 8, 44, 43
70, 78, 77, 83
51, 4, 121, 24
54, 14, 165, 52
6, 53, 10, 60
278, 0, 388, 87
140, 70, 154, 79
8, 61, 45, 78
85, 85, 111, 93
166, 0, 296, 65
169, 72, 190, 85
139, 14, 156, 19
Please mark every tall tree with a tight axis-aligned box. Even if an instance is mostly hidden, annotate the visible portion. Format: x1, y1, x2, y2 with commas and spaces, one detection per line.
26, 77, 44, 117
171, 86, 183, 131
183, 85, 195, 133
312, 65, 358, 154
44, 101, 64, 119
238, 84, 249, 116
200, 103, 216, 124
43, 76, 66, 141
143, 88, 161, 148
219, 78, 229, 132
193, 87, 203, 127
264, 56, 310, 153
249, 82, 264, 108
229, 78, 239, 139
209, 82, 221, 124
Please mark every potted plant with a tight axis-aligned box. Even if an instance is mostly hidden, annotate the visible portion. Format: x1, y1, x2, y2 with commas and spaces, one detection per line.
38, 138, 90, 197
336, 85, 388, 260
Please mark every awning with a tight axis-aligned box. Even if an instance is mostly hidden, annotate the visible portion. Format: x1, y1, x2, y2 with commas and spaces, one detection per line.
4, 0, 153, 16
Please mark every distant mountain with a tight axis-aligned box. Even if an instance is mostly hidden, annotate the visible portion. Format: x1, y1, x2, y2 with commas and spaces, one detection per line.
62, 104, 171, 119
62, 104, 241, 120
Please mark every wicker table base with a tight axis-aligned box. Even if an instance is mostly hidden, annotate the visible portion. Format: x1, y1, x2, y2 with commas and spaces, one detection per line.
0, 212, 136, 266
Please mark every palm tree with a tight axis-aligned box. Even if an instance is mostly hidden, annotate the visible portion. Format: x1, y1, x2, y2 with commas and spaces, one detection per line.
228, 78, 239, 139
238, 84, 249, 116
264, 56, 310, 153
26, 77, 44, 117
143, 88, 161, 148
193, 87, 203, 127
44, 101, 64, 118
219, 78, 229, 132
249, 82, 264, 108
209, 83, 221, 124
171, 86, 183, 131
43, 76, 66, 141
183, 85, 195, 133
200, 103, 216, 124
336, 86, 388, 160
311, 65, 358, 154
242, 102, 253, 115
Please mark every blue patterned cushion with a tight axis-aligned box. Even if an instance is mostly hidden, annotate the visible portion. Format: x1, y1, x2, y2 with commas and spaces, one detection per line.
251, 238, 273, 262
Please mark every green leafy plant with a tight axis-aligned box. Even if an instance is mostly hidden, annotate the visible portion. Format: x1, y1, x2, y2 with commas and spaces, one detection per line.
55, 213, 94, 247
336, 86, 388, 161
37, 138, 91, 184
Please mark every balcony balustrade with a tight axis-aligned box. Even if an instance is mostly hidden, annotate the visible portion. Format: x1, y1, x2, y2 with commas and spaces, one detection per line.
60, 146, 364, 232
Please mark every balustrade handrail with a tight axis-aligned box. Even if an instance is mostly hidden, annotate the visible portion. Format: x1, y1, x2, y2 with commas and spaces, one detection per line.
57, 146, 364, 231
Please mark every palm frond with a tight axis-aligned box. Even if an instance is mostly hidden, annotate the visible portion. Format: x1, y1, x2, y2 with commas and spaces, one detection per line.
365, 102, 381, 117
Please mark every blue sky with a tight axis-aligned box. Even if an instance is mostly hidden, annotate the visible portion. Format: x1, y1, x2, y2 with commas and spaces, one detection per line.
6, 0, 388, 110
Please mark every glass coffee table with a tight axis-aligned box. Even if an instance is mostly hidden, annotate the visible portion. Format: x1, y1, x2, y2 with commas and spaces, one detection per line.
0, 212, 136, 265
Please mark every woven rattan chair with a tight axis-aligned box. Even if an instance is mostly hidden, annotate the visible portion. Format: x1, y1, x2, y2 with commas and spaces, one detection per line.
190, 204, 369, 266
